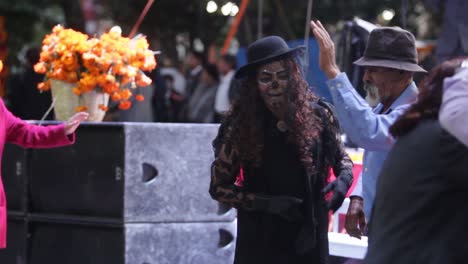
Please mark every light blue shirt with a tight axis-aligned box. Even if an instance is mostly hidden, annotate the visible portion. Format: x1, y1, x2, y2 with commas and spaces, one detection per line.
440, 67, 468, 147
326, 73, 419, 218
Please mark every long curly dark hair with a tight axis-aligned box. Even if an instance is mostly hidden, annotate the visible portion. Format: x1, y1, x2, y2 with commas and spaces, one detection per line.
213, 56, 324, 177
390, 56, 468, 137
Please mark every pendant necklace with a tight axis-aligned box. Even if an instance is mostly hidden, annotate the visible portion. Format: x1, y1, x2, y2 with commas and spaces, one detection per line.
276, 120, 288, 132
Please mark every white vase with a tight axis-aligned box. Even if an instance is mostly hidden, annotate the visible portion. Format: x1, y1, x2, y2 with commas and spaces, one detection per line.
50, 79, 80, 121
50, 79, 110, 122
81, 90, 110, 122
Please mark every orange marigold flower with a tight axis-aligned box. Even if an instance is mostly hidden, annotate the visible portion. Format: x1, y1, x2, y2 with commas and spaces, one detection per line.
136, 74, 152, 87
105, 74, 115, 83
121, 89, 132, 100
37, 81, 51, 91
126, 66, 138, 78
51, 68, 63, 78
65, 71, 78, 83
34, 62, 47, 74
62, 52, 76, 66
118, 100, 132, 110
111, 93, 121, 101
98, 104, 108, 111
120, 76, 132, 86
52, 25, 63, 33
135, 94, 144, 101
75, 106, 88, 112
102, 81, 119, 94
72, 87, 82, 96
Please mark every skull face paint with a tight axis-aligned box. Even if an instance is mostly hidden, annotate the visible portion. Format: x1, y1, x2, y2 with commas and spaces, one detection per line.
257, 61, 290, 114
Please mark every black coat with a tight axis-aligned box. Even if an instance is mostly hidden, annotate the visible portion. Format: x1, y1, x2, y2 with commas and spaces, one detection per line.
233, 115, 329, 264
365, 120, 468, 264
210, 100, 353, 264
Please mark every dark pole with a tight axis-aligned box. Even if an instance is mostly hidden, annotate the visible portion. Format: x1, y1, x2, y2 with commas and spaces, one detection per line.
257, 0, 263, 39
401, 0, 408, 29
304, 0, 313, 47
303, 0, 313, 75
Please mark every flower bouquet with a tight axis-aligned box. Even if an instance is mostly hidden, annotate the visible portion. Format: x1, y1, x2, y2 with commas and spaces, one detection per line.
34, 25, 157, 121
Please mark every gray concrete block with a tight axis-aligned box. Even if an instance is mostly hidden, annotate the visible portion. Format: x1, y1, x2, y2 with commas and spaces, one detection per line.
123, 123, 236, 222
27, 217, 236, 264
25, 122, 236, 222
125, 221, 236, 264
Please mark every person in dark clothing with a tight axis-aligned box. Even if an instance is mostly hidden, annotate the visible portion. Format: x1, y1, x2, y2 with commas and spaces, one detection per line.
150, 68, 169, 122
163, 74, 185, 122
439, 58, 468, 147
364, 57, 468, 264
178, 49, 205, 122
186, 63, 219, 123
184, 49, 205, 99
209, 36, 354, 264
214, 54, 237, 122
9, 47, 53, 120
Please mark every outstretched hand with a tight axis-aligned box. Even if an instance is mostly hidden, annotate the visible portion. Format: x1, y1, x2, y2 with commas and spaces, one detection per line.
310, 20, 340, 79
64, 112, 89, 135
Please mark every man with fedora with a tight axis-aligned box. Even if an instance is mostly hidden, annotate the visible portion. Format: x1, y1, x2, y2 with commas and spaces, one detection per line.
209, 35, 353, 263
311, 21, 426, 239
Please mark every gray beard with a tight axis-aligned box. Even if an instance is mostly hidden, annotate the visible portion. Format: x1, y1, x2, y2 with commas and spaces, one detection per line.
364, 84, 380, 108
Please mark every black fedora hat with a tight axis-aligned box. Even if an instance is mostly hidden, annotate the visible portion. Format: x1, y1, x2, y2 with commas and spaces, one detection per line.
235, 36, 305, 79
354, 27, 427, 73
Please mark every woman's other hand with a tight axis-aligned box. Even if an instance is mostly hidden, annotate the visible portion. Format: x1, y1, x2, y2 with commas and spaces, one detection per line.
64, 112, 89, 135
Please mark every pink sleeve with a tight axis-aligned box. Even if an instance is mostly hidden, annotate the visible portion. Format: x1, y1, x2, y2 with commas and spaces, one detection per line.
2, 100, 75, 148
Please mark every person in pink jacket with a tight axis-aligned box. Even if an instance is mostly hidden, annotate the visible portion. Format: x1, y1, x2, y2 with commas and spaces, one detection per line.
0, 98, 88, 248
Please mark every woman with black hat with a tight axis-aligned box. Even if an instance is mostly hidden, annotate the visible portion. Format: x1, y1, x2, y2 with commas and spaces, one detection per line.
209, 36, 354, 263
